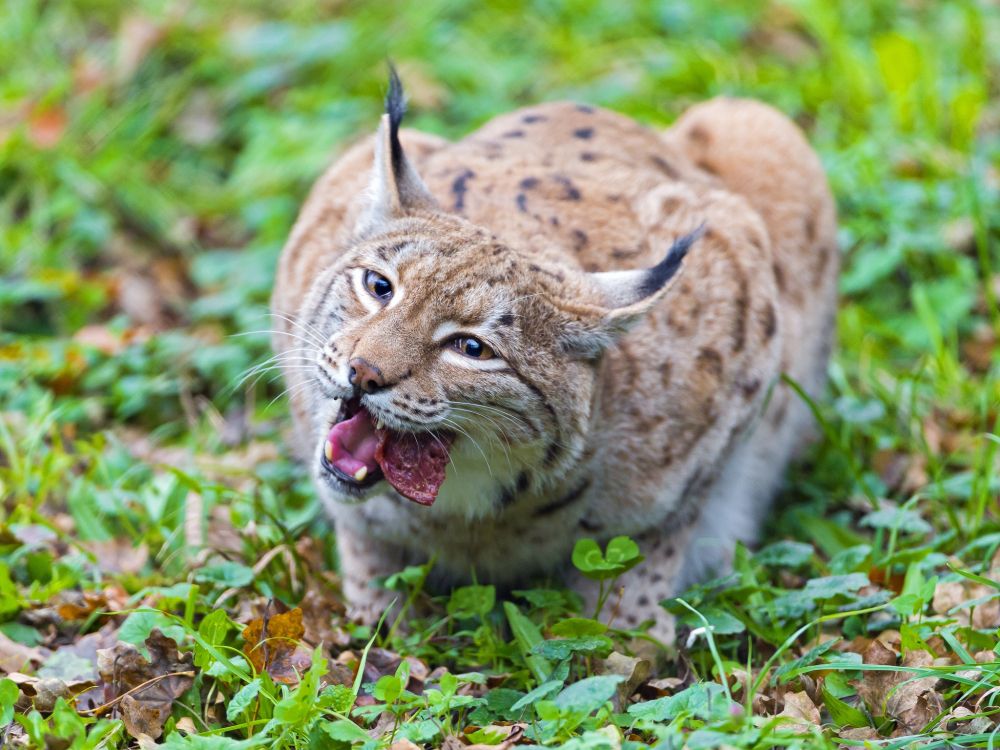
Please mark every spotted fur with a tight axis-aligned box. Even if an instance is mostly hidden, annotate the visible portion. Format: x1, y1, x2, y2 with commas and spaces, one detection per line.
271, 82, 838, 640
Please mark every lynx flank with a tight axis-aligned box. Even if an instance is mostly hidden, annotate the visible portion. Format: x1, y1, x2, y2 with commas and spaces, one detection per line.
271, 72, 837, 639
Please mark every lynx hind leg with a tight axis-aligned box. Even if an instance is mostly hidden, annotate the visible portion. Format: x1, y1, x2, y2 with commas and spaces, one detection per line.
336, 527, 409, 627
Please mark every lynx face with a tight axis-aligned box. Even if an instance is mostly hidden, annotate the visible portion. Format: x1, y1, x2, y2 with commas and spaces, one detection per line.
298, 74, 698, 518
303, 210, 696, 518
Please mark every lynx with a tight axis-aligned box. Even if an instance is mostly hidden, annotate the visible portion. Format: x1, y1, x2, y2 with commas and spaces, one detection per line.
271, 71, 837, 639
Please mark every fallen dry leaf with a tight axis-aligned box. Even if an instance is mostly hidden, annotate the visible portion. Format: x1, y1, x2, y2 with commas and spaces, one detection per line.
777, 690, 820, 730
81, 539, 150, 576
298, 587, 350, 652
26, 104, 67, 149
0, 632, 45, 674
116, 13, 166, 84
599, 651, 652, 709
96, 629, 195, 740
933, 581, 967, 617
242, 607, 311, 685
7, 671, 97, 713
853, 639, 945, 735
887, 651, 943, 735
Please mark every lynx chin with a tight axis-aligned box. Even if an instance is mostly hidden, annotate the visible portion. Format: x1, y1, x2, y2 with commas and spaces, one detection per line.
271, 70, 838, 640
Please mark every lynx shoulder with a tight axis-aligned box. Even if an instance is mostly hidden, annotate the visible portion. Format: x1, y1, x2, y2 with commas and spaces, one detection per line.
271, 72, 837, 638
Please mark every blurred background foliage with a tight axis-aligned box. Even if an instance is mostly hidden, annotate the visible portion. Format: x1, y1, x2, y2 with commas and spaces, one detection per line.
0, 0, 999, 744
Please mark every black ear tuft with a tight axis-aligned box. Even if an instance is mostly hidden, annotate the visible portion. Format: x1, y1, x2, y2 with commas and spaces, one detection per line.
385, 63, 407, 175
638, 223, 706, 298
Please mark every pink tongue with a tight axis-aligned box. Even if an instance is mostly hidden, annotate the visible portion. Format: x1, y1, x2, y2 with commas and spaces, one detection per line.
326, 410, 381, 478
376, 430, 454, 506
325, 407, 454, 505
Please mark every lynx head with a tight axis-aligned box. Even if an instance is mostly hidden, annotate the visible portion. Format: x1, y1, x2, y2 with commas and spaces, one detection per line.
299, 70, 700, 518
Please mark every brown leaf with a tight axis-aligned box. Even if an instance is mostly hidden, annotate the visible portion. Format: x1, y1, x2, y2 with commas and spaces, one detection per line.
241, 607, 311, 685
116, 14, 166, 84
0, 632, 45, 674
56, 591, 110, 622
299, 588, 350, 651
854, 638, 900, 718
96, 630, 194, 740
81, 539, 150, 576
887, 651, 942, 734
7, 671, 96, 713
961, 324, 995, 374
932, 581, 968, 619
120, 693, 171, 740
598, 651, 652, 709
777, 690, 820, 731
26, 105, 67, 149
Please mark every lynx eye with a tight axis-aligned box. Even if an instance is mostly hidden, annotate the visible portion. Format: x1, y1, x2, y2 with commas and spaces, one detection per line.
453, 336, 494, 360
363, 269, 393, 302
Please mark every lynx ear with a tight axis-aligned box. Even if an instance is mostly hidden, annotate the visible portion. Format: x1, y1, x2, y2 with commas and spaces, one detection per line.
355, 67, 438, 236
561, 226, 704, 355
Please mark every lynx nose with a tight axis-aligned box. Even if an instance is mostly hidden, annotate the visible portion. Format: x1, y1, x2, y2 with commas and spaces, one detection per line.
348, 357, 386, 393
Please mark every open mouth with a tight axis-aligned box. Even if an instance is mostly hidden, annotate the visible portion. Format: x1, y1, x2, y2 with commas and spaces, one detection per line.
320, 397, 454, 506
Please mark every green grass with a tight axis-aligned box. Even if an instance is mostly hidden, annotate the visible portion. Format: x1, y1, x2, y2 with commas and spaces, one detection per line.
1, 0, 999, 747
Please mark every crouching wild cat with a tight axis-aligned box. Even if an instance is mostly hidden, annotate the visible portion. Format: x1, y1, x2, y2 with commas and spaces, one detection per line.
271, 71, 837, 640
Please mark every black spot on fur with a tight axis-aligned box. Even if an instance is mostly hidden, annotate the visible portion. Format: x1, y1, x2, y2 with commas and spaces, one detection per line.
687, 124, 711, 144
763, 302, 777, 339
649, 154, 680, 179
519, 176, 540, 190
516, 193, 528, 212
573, 127, 594, 139
553, 175, 581, 201
580, 151, 598, 162
696, 158, 718, 175
576, 104, 594, 113
498, 312, 515, 326
522, 113, 547, 123
696, 347, 724, 379
740, 377, 761, 399
612, 246, 640, 259
535, 479, 590, 517
772, 261, 786, 292
579, 517, 603, 532
498, 471, 530, 509
503, 129, 525, 138
571, 229, 588, 251
451, 169, 475, 212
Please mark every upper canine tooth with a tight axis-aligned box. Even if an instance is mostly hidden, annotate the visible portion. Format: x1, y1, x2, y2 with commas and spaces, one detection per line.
376, 419, 385, 431
324, 440, 333, 462
353, 466, 368, 482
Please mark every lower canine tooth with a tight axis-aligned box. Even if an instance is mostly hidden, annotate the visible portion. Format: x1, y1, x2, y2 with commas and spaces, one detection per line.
324, 441, 333, 462
353, 466, 368, 482
376, 419, 384, 430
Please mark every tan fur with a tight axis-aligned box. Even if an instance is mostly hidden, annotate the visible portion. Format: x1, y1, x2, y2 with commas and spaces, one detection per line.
271, 96, 837, 638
